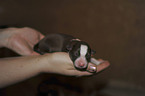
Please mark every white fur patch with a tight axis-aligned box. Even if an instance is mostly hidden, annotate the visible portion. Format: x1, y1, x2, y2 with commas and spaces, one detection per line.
80, 45, 88, 56
91, 58, 104, 65
74, 45, 88, 69
71, 38, 81, 41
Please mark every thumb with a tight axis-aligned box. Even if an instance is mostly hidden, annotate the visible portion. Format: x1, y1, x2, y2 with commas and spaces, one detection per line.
29, 51, 40, 56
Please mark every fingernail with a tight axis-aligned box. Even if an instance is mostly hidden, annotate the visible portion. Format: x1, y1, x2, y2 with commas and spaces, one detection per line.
88, 65, 97, 73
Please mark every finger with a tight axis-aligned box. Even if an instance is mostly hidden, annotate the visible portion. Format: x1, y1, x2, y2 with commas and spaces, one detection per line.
87, 63, 97, 73
39, 33, 45, 40
96, 60, 110, 73
87, 60, 110, 73
97, 59, 103, 61
69, 70, 93, 76
30, 51, 40, 55
88, 58, 105, 72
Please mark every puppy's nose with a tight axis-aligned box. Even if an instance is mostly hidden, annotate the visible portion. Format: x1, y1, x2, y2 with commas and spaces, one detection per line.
79, 62, 85, 67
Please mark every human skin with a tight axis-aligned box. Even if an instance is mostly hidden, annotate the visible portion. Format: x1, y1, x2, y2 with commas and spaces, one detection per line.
0, 27, 110, 88
0, 27, 44, 55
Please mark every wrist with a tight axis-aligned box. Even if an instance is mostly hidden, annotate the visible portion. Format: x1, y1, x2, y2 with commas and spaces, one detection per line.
36, 54, 53, 73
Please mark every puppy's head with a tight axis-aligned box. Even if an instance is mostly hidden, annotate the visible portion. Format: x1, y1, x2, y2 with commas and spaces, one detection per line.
67, 41, 96, 71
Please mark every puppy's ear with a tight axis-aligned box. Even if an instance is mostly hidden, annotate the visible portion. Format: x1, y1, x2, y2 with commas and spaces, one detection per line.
91, 50, 96, 55
66, 44, 72, 51
66, 41, 77, 51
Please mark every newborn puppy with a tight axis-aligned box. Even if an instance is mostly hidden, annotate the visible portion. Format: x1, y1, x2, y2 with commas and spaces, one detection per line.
34, 33, 96, 71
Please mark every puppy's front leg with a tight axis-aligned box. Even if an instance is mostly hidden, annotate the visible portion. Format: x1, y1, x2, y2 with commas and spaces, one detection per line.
90, 58, 104, 65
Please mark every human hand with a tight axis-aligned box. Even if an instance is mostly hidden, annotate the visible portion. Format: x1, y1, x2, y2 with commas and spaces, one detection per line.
41, 52, 110, 76
0, 27, 44, 55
